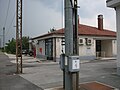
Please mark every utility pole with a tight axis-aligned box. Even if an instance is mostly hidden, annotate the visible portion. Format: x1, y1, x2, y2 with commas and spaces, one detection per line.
0, 38, 1, 48
73, 0, 79, 90
3, 27, 5, 51
73, 0, 78, 55
64, 0, 73, 89
0, 33, 3, 48
64, 0, 79, 90
64, 0, 73, 90
16, 0, 23, 74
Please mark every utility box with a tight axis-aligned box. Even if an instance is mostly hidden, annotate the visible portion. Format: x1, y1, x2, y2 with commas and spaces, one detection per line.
68, 56, 80, 72
60, 54, 65, 70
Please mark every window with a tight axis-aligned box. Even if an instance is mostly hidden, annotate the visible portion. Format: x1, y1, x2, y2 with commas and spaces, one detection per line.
79, 38, 84, 45
80, 39, 83, 43
87, 39, 92, 45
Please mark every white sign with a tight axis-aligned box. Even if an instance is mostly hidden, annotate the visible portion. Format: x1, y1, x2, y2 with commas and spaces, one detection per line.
65, 57, 68, 65
72, 60, 79, 69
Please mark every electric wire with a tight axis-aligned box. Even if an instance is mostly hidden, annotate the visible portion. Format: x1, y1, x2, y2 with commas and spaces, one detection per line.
0, 1, 3, 32
0, 0, 1, 25
5, 13, 15, 36
4, 0, 10, 27
62, 0, 64, 29
0, 0, 11, 34
0, 0, 11, 47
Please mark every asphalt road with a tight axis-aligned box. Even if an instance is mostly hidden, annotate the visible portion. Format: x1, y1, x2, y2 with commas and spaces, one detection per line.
19, 56, 120, 89
1, 51, 120, 90
0, 52, 43, 90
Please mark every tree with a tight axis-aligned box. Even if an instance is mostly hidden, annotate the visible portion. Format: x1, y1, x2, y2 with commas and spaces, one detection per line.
22, 36, 29, 50
5, 38, 16, 54
5, 36, 29, 54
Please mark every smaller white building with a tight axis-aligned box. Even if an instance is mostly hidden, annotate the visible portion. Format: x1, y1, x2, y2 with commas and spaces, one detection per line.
107, 0, 120, 75
31, 15, 117, 62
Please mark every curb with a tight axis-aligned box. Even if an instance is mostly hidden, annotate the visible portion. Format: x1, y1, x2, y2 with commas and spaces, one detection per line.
5, 53, 116, 65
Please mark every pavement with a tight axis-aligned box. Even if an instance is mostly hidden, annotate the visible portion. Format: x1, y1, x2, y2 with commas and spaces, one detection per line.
6, 53, 115, 65
0, 52, 43, 90
5, 53, 93, 65
1, 52, 120, 90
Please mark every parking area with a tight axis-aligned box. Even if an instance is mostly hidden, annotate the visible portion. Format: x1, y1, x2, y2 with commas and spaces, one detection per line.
5, 53, 120, 90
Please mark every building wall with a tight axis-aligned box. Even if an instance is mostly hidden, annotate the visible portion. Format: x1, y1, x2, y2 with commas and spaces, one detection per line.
101, 40, 113, 57
33, 36, 116, 62
54, 36, 116, 61
112, 40, 117, 56
55, 38, 64, 61
55, 36, 96, 61
78, 37, 96, 60
36, 40, 46, 59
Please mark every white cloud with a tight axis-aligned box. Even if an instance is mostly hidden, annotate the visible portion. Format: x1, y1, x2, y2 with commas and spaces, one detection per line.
78, 0, 116, 31
23, 0, 63, 37
0, 0, 116, 44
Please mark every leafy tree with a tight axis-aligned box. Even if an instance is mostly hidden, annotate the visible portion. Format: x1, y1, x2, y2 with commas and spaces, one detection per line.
5, 38, 16, 54
22, 36, 29, 50
5, 36, 29, 54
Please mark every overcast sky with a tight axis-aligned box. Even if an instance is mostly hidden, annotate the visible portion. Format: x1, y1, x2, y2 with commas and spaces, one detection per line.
0, 0, 116, 46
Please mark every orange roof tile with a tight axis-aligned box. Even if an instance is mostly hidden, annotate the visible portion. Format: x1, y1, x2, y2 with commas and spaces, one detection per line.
54, 24, 116, 37
32, 24, 116, 40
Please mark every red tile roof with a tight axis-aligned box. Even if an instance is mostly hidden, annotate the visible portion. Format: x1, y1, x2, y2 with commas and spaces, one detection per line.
78, 24, 116, 37
54, 24, 116, 37
32, 24, 116, 40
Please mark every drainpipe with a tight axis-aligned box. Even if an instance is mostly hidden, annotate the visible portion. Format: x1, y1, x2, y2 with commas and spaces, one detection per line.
54, 38, 56, 62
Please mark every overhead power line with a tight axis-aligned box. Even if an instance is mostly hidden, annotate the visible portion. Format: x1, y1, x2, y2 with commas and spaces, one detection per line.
4, 0, 10, 27
62, 0, 64, 28
6, 13, 15, 36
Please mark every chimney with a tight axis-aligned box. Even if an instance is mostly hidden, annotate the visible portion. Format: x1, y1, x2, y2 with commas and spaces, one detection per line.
98, 15, 103, 30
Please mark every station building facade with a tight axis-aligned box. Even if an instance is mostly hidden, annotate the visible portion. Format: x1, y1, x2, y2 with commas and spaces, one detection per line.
30, 15, 117, 62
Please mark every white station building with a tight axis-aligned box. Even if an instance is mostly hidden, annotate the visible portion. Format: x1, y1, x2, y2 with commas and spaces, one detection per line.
30, 15, 117, 62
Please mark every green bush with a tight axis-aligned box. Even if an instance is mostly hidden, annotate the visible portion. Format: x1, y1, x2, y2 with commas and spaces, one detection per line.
5, 36, 29, 54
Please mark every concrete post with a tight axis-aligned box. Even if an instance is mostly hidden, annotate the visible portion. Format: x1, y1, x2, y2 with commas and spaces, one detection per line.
64, 0, 73, 89
116, 6, 120, 75
0, 38, 1, 48
3, 27, 5, 51
65, 0, 73, 56
106, 0, 120, 75
73, 0, 79, 90
64, 0, 79, 90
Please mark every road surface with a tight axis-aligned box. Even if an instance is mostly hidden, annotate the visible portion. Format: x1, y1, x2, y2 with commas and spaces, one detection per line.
0, 52, 43, 90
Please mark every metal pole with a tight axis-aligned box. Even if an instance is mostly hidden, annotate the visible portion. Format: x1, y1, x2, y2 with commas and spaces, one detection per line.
73, 0, 78, 55
73, 0, 79, 90
0, 38, 1, 48
64, 0, 79, 90
16, 0, 22, 74
20, 0, 23, 74
16, 0, 19, 73
64, 0, 73, 90
3, 27, 5, 51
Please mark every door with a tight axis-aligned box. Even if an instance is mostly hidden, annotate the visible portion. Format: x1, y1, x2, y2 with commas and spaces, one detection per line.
45, 39, 53, 60
96, 40, 101, 57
